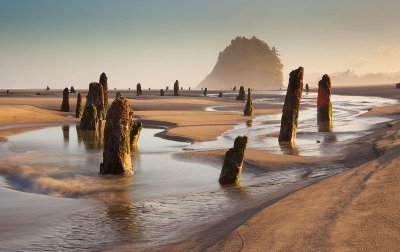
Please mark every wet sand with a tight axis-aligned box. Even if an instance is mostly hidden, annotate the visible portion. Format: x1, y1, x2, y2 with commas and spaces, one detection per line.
1, 87, 400, 251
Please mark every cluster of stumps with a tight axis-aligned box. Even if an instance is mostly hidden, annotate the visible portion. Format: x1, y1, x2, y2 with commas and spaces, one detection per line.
59, 68, 332, 185
60, 73, 143, 175
219, 67, 333, 185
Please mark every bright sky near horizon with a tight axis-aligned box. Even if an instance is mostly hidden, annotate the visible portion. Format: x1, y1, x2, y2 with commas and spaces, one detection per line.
1, 0, 400, 89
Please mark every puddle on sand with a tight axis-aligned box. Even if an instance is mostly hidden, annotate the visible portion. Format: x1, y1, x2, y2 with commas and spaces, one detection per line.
190, 92, 398, 156
0, 124, 347, 251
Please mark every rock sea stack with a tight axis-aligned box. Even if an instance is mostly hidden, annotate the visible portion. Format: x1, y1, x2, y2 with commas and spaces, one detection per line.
198, 36, 283, 90
203, 88, 208, 96
100, 97, 133, 176
173, 80, 179, 96
317, 74, 333, 132
219, 135, 248, 184
236, 86, 246, 101
160, 89, 165, 96
278, 67, 304, 142
218, 92, 223, 97
243, 88, 253, 116
61, 87, 70, 112
75, 92, 83, 118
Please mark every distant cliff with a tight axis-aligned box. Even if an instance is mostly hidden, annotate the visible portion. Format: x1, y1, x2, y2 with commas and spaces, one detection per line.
198, 36, 283, 90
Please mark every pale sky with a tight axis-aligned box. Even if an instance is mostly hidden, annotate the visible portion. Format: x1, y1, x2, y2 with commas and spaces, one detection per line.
1, 0, 400, 89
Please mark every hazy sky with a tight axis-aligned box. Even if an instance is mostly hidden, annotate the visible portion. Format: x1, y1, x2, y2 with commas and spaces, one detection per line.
1, 0, 400, 89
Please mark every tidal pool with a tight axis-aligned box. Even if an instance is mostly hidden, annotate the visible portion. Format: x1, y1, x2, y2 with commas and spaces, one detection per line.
0, 125, 346, 251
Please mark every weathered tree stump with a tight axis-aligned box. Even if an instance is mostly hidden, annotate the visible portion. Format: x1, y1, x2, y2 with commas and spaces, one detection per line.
236, 86, 246, 101
278, 67, 304, 142
136, 83, 142, 96
160, 89, 165, 96
218, 92, 223, 97
317, 74, 333, 132
100, 97, 133, 176
173, 80, 179, 96
75, 92, 83, 118
80, 82, 106, 130
203, 88, 208, 96
243, 88, 253, 116
219, 135, 248, 184
305, 83, 309, 92
396, 83, 400, 89
130, 121, 143, 147
233, 86, 237, 91
81, 105, 98, 130
99, 73, 108, 107
61, 87, 70, 112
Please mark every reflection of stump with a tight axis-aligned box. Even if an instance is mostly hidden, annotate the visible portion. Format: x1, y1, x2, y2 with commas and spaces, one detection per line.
99, 73, 108, 107
219, 136, 248, 184
278, 141, 299, 155
61, 88, 70, 112
76, 124, 105, 150
317, 74, 333, 132
246, 119, 253, 127
75, 92, 83, 118
203, 88, 208, 96
236, 86, 246, 101
130, 121, 143, 147
160, 89, 165, 96
243, 88, 253, 116
100, 97, 133, 176
279, 67, 304, 142
136, 83, 142, 96
62, 125, 70, 143
173, 80, 179, 96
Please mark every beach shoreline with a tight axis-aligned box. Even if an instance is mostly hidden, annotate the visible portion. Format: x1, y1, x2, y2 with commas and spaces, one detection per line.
0, 86, 399, 251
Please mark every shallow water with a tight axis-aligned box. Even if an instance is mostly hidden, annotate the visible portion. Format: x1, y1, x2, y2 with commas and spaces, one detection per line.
0, 92, 397, 251
195, 92, 398, 156
0, 126, 346, 251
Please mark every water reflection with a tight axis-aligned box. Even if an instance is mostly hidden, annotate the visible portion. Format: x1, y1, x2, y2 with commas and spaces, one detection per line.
105, 180, 142, 243
279, 141, 299, 155
76, 125, 104, 150
318, 121, 333, 132
246, 119, 253, 128
62, 125, 70, 144
323, 132, 338, 143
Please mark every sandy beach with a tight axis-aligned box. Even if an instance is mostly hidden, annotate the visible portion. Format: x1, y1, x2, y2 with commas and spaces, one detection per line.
0, 86, 399, 251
